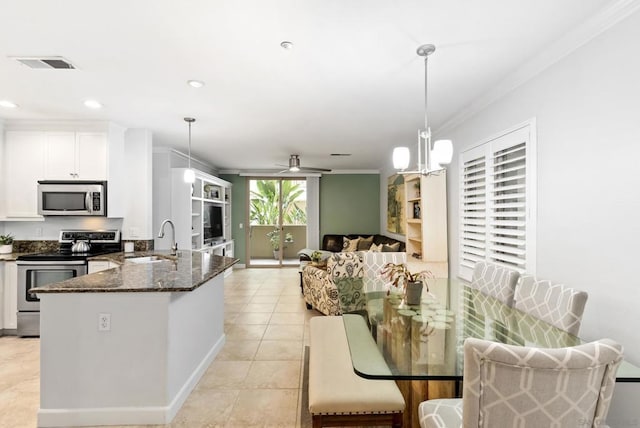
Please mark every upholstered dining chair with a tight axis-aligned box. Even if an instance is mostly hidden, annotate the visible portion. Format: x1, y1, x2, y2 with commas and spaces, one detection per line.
418, 337, 623, 428
470, 261, 520, 306
514, 275, 588, 336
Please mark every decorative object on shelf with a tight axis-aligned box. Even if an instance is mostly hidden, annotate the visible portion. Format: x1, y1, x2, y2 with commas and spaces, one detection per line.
0, 233, 14, 254
379, 262, 434, 305
266, 228, 294, 259
203, 184, 212, 199
387, 174, 405, 234
392, 44, 453, 176
183, 117, 196, 183
413, 202, 421, 219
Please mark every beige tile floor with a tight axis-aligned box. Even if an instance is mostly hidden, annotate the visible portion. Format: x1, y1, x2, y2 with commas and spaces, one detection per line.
0, 267, 321, 428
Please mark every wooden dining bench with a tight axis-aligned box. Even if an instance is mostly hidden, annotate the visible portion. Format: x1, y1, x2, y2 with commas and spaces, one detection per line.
309, 316, 405, 428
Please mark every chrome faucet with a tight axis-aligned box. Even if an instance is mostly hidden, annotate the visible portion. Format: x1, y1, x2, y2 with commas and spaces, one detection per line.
158, 219, 178, 255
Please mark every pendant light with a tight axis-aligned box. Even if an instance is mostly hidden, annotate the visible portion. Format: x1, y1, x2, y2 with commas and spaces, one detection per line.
393, 44, 453, 175
183, 117, 196, 183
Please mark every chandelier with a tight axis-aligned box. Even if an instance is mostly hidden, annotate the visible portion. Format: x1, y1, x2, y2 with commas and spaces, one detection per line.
393, 44, 453, 175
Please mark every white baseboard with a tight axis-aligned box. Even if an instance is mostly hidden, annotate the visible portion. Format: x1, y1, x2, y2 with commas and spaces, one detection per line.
37, 335, 226, 427
165, 334, 226, 421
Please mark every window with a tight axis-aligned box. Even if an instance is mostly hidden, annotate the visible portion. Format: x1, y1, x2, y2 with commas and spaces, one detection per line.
459, 121, 536, 281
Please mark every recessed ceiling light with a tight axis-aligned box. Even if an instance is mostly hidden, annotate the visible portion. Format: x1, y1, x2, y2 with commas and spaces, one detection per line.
187, 80, 205, 88
280, 41, 294, 50
0, 100, 18, 108
84, 99, 103, 109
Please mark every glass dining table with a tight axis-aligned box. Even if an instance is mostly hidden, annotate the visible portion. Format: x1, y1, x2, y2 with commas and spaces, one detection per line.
342, 277, 640, 384
342, 278, 640, 427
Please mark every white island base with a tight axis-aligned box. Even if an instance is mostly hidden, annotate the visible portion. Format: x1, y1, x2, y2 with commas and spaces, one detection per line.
37, 274, 225, 427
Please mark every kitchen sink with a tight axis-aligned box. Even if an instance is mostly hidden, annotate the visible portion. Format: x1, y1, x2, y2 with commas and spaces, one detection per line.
125, 255, 165, 264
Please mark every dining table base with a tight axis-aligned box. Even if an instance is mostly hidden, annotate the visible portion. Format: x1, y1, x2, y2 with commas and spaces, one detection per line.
396, 380, 456, 428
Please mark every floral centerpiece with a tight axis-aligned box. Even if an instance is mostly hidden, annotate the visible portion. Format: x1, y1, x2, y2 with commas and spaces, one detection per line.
379, 262, 434, 305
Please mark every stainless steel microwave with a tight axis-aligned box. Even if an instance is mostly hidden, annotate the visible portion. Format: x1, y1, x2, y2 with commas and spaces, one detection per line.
37, 181, 107, 216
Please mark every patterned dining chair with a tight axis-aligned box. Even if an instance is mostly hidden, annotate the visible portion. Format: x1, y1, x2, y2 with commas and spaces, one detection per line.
418, 338, 623, 428
470, 261, 520, 306
514, 275, 588, 336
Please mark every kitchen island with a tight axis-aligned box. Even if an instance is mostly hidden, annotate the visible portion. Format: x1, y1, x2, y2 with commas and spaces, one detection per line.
31, 250, 237, 428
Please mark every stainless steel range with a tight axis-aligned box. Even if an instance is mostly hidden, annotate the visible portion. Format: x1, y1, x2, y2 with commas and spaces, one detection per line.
16, 229, 121, 337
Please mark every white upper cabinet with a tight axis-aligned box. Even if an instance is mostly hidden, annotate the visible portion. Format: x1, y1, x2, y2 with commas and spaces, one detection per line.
4, 131, 45, 218
76, 133, 108, 180
45, 132, 107, 180
2, 124, 123, 219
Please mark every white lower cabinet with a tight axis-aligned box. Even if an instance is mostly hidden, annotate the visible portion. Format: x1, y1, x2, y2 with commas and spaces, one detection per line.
0, 263, 4, 331
88, 261, 118, 274
200, 241, 234, 277
3, 262, 17, 331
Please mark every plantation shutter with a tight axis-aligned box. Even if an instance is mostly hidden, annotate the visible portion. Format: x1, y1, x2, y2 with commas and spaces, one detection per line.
459, 145, 487, 280
459, 124, 535, 281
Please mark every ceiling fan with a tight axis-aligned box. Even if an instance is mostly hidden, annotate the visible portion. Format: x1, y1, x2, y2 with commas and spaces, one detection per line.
278, 154, 331, 173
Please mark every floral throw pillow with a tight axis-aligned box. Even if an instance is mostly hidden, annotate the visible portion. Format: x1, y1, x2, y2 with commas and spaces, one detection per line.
342, 237, 360, 252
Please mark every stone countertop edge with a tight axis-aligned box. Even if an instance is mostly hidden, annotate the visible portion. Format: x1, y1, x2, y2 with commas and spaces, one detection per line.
30, 250, 238, 294
0, 253, 28, 261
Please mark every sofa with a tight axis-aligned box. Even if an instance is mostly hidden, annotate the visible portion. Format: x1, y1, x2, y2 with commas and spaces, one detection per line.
302, 250, 407, 316
300, 234, 406, 257
298, 234, 405, 291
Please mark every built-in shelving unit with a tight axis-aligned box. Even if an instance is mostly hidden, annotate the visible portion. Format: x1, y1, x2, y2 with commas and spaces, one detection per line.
170, 169, 234, 274
403, 172, 448, 268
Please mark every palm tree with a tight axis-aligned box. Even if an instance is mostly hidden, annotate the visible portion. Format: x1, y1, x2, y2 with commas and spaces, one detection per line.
250, 180, 306, 225
250, 180, 306, 256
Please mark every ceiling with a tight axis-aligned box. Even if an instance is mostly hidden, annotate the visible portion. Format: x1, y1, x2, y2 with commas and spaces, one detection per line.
0, 0, 618, 173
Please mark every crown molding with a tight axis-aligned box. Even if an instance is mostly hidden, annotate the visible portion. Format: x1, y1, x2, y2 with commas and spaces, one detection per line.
438, 0, 640, 135
222, 168, 380, 176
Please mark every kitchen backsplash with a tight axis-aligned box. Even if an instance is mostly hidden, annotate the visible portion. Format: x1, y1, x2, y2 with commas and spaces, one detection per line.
13, 239, 154, 253
13, 240, 60, 253
123, 240, 154, 252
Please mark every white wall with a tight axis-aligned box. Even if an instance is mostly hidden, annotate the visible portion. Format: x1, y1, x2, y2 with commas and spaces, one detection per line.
444, 9, 640, 364
122, 129, 153, 240
0, 119, 5, 220
4, 217, 123, 240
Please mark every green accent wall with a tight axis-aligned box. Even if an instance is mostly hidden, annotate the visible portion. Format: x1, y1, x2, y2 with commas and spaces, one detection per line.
320, 174, 380, 237
220, 174, 246, 265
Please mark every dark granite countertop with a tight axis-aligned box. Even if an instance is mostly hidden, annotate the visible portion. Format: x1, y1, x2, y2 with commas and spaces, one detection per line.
0, 252, 30, 261
30, 250, 238, 293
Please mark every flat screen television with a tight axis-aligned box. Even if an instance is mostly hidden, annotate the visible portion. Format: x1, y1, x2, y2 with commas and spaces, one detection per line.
203, 203, 223, 244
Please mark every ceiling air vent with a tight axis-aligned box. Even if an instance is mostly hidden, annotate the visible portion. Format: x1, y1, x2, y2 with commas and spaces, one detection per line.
13, 56, 76, 69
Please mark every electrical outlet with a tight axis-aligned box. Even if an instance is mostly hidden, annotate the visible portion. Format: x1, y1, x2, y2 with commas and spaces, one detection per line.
239, 223, 243, 229
98, 313, 111, 331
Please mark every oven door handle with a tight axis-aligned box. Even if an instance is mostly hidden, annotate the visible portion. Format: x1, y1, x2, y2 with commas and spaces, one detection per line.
17, 260, 87, 266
